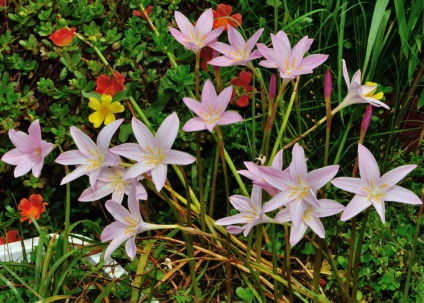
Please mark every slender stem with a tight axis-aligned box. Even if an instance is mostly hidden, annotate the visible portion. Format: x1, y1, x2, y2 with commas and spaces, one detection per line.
271, 223, 279, 302
269, 77, 299, 163
284, 223, 293, 303
255, 224, 263, 263
312, 238, 324, 303
402, 190, 424, 302
215, 126, 232, 301
208, 145, 220, 218
351, 208, 370, 301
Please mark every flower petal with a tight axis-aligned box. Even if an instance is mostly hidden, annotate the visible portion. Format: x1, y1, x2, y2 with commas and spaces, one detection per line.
384, 185, 422, 205
164, 150, 195, 165
290, 221, 308, 246
151, 164, 168, 192
156, 112, 179, 151
340, 195, 372, 221
379, 165, 417, 188
307, 165, 339, 192
358, 144, 381, 183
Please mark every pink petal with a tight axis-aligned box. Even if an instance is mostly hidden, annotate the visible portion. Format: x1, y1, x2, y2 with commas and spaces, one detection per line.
195, 8, 213, 37
229, 195, 253, 212
14, 157, 37, 177
250, 185, 263, 210
169, 28, 191, 50
306, 214, 325, 238
228, 25, 246, 52
331, 177, 367, 195
274, 208, 291, 223
208, 56, 236, 67
219, 111, 243, 126
271, 150, 283, 170
226, 225, 244, 235
210, 42, 237, 58
202, 79, 217, 108
380, 165, 416, 187
313, 199, 345, 217
156, 112, 179, 151
164, 150, 195, 165
125, 236, 137, 260
342, 59, 351, 86
70, 127, 98, 159
55, 150, 87, 165
246, 28, 264, 54
96, 119, 122, 151
110, 143, 145, 162
263, 190, 292, 212
105, 200, 132, 223
203, 28, 224, 48
290, 143, 308, 181
151, 164, 168, 192
358, 144, 380, 184
123, 162, 155, 181
79, 182, 113, 202
216, 86, 233, 111
132, 117, 157, 152
8, 129, 33, 153
259, 166, 291, 191
60, 165, 90, 185
174, 11, 195, 40
340, 195, 372, 221
289, 200, 307, 227
290, 221, 308, 246
298, 54, 328, 70
182, 117, 208, 132
104, 233, 131, 259
215, 213, 246, 226
183, 97, 205, 118
101, 221, 127, 242
307, 165, 339, 192
384, 185, 422, 205
127, 182, 142, 217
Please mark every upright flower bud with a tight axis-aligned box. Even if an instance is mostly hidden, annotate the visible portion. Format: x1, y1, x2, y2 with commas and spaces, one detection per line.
359, 104, 373, 142
324, 69, 332, 100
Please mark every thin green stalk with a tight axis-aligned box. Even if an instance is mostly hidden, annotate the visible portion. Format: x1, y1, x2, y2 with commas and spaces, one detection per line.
215, 126, 232, 301
402, 190, 424, 302
312, 238, 324, 303
208, 145, 220, 218
271, 223, 279, 303
284, 223, 293, 303
194, 51, 205, 232
351, 208, 370, 301
255, 224, 263, 263
337, 1, 347, 110
345, 217, 356, 297
269, 77, 299, 163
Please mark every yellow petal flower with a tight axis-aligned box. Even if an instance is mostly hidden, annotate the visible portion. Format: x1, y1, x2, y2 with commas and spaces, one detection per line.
88, 94, 125, 128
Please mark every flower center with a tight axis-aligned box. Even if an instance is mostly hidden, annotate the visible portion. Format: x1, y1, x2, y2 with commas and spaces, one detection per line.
86, 148, 104, 170
364, 180, 387, 204
33, 147, 42, 156
242, 205, 259, 222
144, 146, 165, 166
362, 82, 384, 100
201, 106, 222, 126
124, 216, 139, 236
289, 175, 310, 200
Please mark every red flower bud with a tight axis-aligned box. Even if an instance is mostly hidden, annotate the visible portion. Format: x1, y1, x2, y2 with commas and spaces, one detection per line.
324, 69, 332, 99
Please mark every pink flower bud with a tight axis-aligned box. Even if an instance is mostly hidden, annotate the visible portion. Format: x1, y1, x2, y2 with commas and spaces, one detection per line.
361, 104, 373, 135
324, 69, 332, 99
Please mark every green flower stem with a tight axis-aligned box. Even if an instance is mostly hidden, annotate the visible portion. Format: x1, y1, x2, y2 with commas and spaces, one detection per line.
261, 78, 288, 159
284, 223, 294, 303
271, 223, 279, 303
312, 237, 324, 303
269, 77, 299, 164
215, 126, 232, 302
74, 32, 109, 67
208, 144, 220, 218
351, 207, 370, 301
248, 63, 267, 116
58, 145, 71, 258
255, 224, 263, 263
223, 146, 249, 197
402, 190, 424, 303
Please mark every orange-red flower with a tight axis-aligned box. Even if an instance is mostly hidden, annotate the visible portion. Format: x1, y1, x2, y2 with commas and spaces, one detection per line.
49, 28, 76, 47
213, 4, 242, 30
230, 70, 254, 107
0, 230, 20, 245
18, 194, 48, 223
95, 72, 125, 97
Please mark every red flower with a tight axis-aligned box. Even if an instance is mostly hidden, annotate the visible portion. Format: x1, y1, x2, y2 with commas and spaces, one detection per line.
133, 5, 153, 18
0, 230, 21, 245
213, 4, 242, 30
230, 70, 254, 107
95, 72, 125, 97
49, 28, 76, 47
18, 194, 48, 224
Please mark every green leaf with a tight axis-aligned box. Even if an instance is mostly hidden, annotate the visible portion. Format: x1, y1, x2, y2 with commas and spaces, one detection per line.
81, 90, 101, 100
118, 123, 133, 143
418, 91, 424, 110
235, 287, 254, 302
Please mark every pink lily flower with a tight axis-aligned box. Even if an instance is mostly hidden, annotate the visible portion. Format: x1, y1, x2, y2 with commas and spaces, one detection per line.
169, 9, 224, 53
78, 165, 147, 204
333, 60, 390, 112
111, 113, 196, 193
208, 26, 264, 67
331, 144, 421, 223
55, 119, 122, 188
238, 150, 285, 196
182, 79, 243, 132
215, 185, 275, 237
260, 143, 339, 226
275, 199, 345, 246
257, 31, 328, 79
101, 183, 168, 260
1, 120, 54, 178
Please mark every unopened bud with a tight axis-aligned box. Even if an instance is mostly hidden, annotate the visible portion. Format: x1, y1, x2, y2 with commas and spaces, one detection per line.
324, 69, 332, 99
360, 104, 373, 136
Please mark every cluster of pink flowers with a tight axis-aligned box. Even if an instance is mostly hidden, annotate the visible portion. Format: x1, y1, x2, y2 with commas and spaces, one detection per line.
1, 6, 421, 261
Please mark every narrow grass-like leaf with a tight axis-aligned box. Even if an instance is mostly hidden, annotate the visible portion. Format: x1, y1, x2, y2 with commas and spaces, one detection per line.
0, 273, 26, 303
131, 239, 157, 302
362, 0, 390, 80
93, 282, 115, 303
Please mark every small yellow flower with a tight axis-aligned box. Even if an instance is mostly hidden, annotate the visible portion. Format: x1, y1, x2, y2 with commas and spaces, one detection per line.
364, 82, 384, 100
88, 94, 125, 128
